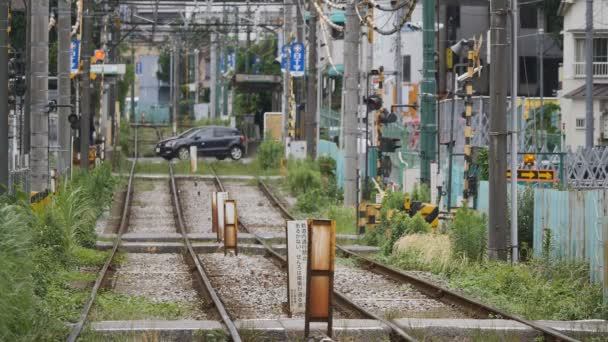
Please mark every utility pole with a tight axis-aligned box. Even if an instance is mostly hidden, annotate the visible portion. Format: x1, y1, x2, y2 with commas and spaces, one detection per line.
420, 0, 437, 185
31, 0, 50, 189
57, 0, 71, 175
80, 0, 92, 172
489, 0, 509, 261
0, 0, 8, 193
172, 45, 179, 134
510, 0, 519, 263
306, 11, 318, 158
282, 0, 293, 141
24, 0, 31, 155
585, 0, 593, 148
210, 30, 218, 119
395, 8, 403, 109
343, 1, 360, 207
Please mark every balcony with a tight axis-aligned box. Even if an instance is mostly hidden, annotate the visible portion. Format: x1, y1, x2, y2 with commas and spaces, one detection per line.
574, 62, 608, 78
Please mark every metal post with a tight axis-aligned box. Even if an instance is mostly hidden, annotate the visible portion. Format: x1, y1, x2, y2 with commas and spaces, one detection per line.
585, 0, 593, 148
447, 71, 457, 211
210, 30, 218, 119
172, 46, 179, 134
395, 8, 403, 111
343, 1, 360, 206
0, 0, 8, 193
511, 0, 519, 263
80, 0, 92, 172
489, 0, 509, 261
58, 0, 71, 175
421, 0, 437, 185
31, 0, 50, 188
538, 7, 545, 150
306, 11, 318, 158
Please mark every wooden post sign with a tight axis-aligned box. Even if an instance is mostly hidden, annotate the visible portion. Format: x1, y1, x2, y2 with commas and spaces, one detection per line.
304, 219, 336, 338
286, 220, 308, 316
223, 199, 238, 255
211, 192, 218, 234
216, 192, 228, 242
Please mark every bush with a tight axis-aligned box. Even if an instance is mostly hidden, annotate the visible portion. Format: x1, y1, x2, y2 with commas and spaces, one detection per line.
119, 121, 130, 157
449, 207, 487, 262
518, 186, 534, 252
256, 139, 284, 170
382, 190, 406, 211
382, 212, 431, 255
317, 155, 336, 177
287, 160, 322, 194
410, 183, 430, 203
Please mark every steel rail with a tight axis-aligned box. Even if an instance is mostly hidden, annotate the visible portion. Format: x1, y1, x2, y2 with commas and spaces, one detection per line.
257, 181, 580, 342
209, 169, 417, 341
169, 165, 242, 342
67, 159, 137, 342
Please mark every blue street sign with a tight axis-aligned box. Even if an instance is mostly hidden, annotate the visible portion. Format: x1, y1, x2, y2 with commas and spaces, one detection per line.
290, 42, 305, 77
228, 53, 235, 70
70, 40, 80, 74
135, 62, 142, 75
281, 45, 289, 72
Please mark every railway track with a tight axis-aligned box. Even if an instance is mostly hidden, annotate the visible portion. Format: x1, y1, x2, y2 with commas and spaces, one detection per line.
255, 181, 580, 342
210, 168, 418, 341
66, 162, 243, 342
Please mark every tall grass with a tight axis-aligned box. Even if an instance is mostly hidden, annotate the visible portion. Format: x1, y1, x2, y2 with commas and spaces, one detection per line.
0, 163, 116, 340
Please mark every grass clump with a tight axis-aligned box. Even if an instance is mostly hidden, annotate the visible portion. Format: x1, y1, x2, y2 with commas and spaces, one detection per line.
449, 206, 487, 262
0, 162, 117, 340
256, 138, 283, 170
90, 292, 196, 321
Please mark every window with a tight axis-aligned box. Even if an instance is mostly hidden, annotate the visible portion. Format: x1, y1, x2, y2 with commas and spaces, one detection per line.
402, 55, 411, 83
446, 6, 460, 28
196, 129, 213, 138
575, 38, 608, 62
520, 9, 538, 29
576, 118, 586, 129
213, 127, 234, 137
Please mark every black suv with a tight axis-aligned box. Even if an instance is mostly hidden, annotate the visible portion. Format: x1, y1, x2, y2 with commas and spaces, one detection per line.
155, 126, 246, 161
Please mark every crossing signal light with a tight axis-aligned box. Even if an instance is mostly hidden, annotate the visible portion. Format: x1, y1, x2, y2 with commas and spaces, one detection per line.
379, 137, 401, 152
365, 94, 383, 111
524, 154, 535, 165
379, 108, 397, 124
68, 114, 80, 130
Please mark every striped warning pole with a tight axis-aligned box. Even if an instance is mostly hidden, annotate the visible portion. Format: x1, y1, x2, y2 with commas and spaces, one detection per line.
462, 47, 475, 206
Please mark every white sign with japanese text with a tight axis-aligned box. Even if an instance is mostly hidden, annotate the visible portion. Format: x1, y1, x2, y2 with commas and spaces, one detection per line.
287, 220, 308, 314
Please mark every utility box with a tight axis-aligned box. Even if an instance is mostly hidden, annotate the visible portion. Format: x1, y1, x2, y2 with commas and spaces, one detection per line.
288, 140, 307, 160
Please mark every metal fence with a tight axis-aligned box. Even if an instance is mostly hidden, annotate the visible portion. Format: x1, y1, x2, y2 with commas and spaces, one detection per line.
8, 167, 30, 196
534, 188, 607, 291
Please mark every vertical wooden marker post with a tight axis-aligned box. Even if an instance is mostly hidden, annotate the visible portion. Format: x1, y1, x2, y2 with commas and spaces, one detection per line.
286, 220, 308, 316
304, 219, 336, 338
190, 145, 198, 173
211, 192, 218, 234
224, 199, 238, 255
216, 192, 228, 242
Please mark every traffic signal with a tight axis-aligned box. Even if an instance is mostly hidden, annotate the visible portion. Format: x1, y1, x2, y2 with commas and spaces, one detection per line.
365, 94, 383, 111
379, 137, 401, 152
378, 108, 397, 124
68, 114, 80, 130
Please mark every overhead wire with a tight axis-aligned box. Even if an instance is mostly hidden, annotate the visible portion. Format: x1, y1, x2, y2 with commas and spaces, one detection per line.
373, 0, 417, 35
313, 0, 344, 31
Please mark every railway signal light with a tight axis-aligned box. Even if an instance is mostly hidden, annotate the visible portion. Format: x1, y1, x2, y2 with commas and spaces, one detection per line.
68, 114, 80, 130
365, 94, 383, 111
378, 108, 397, 124
379, 137, 401, 153
524, 154, 535, 165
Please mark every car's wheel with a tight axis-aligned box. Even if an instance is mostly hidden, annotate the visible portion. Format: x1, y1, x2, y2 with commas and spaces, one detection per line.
178, 147, 190, 160
229, 146, 243, 160
216, 155, 227, 161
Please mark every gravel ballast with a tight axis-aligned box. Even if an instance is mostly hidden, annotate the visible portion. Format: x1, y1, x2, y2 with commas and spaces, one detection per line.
112, 253, 208, 319
334, 261, 465, 319
177, 180, 214, 233
223, 182, 285, 235
198, 253, 289, 319
129, 180, 176, 234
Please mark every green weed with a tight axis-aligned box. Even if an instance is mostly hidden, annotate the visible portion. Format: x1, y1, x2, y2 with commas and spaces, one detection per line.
256, 138, 283, 170
90, 292, 197, 321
